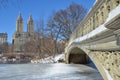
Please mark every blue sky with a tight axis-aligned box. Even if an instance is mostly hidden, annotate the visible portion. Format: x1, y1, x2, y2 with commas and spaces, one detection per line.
0, 0, 95, 43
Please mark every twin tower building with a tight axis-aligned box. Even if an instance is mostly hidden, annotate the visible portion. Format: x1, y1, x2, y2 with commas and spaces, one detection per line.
12, 13, 34, 52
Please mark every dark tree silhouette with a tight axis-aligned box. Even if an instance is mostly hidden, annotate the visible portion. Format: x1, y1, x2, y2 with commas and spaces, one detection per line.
47, 3, 87, 41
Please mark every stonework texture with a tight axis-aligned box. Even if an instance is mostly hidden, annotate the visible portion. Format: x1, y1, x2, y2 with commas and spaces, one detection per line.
90, 51, 120, 80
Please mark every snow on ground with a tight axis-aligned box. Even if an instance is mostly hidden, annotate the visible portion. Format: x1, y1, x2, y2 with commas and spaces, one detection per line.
31, 53, 65, 63
54, 53, 65, 62
31, 56, 55, 63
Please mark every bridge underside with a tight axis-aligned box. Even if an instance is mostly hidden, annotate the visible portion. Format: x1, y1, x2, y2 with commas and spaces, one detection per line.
69, 54, 89, 64
68, 47, 89, 64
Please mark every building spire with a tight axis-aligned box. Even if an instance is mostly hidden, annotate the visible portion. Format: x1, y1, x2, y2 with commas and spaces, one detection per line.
16, 12, 24, 32
27, 14, 34, 33
17, 12, 23, 21
28, 14, 33, 22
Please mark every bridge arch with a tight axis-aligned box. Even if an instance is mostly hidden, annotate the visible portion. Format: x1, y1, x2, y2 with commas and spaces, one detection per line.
65, 44, 110, 80
67, 46, 89, 64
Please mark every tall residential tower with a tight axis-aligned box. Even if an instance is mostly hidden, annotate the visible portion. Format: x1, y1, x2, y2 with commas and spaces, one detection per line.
12, 13, 34, 52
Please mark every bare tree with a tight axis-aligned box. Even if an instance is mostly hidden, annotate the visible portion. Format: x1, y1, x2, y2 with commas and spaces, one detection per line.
46, 3, 86, 56
17, 2, 87, 59
48, 3, 86, 40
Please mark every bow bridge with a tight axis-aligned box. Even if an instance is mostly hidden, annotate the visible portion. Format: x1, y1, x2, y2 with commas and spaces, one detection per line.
65, 0, 120, 80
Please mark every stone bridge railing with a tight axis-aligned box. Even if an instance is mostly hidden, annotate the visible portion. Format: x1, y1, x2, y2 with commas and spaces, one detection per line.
68, 0, 120, 44
65, 0, 120, 80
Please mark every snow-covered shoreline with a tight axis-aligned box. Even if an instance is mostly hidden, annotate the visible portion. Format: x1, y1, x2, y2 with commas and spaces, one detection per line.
31, 53, 65, 63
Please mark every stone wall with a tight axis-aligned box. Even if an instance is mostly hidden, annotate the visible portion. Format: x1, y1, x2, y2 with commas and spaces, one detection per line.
90, 51, 120, 80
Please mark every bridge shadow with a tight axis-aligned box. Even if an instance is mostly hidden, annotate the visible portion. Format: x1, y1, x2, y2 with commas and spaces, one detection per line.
68, 47, 97, 69
85, 59, 97, 69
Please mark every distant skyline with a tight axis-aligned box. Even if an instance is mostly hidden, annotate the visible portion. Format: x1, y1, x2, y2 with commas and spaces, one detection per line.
0, 0, 95, 43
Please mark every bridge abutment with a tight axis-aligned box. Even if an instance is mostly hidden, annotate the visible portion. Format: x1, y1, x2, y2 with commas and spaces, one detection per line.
89, 51, 120, 80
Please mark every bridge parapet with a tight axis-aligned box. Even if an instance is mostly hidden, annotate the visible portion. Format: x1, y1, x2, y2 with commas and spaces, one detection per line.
68, 0, 120, 45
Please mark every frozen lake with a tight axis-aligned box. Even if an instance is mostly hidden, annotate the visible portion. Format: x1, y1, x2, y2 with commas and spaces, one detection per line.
0, 63, 103, 80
